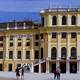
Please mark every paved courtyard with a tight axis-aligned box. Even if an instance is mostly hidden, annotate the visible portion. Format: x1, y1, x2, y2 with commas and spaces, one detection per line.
0, 72, 80, 80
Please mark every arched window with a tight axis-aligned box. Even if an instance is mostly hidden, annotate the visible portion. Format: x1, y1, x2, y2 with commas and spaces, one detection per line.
71, 47, 77, 59
61, 47, 66, 59
62, 16, 67, 25
52, 16, 57, 25
51, 47, 57, 59
41, 17, 44, 26
71, 16, 76, 25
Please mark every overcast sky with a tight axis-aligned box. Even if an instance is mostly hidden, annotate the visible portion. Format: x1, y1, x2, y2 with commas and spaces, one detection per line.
0, 0, 80, 12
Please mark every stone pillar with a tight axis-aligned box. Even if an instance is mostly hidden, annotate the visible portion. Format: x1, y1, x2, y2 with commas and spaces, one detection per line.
46, 61, 49, 73
67, 14, 71, 26
22, 35, 26, 60
39, 60, 41, 73
14, 35, 17, 60
31, 63, 34, 73
48, 33, 51, 59
77, 14, 80, 26
66, 32, 71, 73
57, 14, 62, 26
77, 32, 80, 73
56, 33, 61, 68
5, 36, 9, 60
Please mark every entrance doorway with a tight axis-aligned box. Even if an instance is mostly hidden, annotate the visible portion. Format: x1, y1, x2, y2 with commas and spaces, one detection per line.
60, 62, 66, 73
70, 62, 77, 73
51, 63, 56, 73
34, 65, 39, 73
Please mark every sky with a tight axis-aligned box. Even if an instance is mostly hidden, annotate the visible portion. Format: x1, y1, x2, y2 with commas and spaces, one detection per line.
0, 0, 80, 22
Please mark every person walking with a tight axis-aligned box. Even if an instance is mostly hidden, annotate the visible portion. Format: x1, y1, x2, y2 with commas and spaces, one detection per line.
53, 69, 57, 80
56, 67, 61, 80
21, 67, 24, 80
16, 66, 20, 80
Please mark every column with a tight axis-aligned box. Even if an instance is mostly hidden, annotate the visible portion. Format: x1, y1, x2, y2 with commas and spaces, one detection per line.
46, 61, 49, 73
66, 32, 71, 73
56, 32, 61, 68
77, 32, 80, 73
57, 14, 62, 26
31, 34, 34, 60
31, 63, 34, 73
5, 36, 9, 60
14, 35, 17, 60
77, 14, 80, 26
39, 60, 41, 73
67, 14, 71, 26
48, 33, 51, 59
22, 35, 26, 60
47, 15, 52, 27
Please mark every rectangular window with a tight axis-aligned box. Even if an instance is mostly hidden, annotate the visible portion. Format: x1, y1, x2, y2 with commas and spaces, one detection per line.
26, 42, 30, 46
18, 42, 22, 46
0, 36, 3, 41
26, 34, 30, 39
26, 51, 30, 59
8, 64, 12, 71
9, 51, 13, 59
62, 32, 67, 38
52, 32, 57, 38
18, 34, 22, 40
71, 32, 76, 38
35, 42, 39, 46
17, 51, 21, 59
35, 34, 39, 40
10, 43, 13, 47
41, 48, 43, 59
35, 50, 39, 59
0, 43, 3, 47
0, 51, 3, 59
10, 36, 13, 40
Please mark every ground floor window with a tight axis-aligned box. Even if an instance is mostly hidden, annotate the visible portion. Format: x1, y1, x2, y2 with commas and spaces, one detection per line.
8, 64, 12, 71
0, 64, 2, 71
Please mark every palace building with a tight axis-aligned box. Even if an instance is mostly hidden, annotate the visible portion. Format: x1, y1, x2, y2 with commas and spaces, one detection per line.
0, 8, 80, 73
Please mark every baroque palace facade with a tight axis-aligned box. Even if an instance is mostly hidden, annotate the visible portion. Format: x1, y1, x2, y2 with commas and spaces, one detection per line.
0, 8, 80, 73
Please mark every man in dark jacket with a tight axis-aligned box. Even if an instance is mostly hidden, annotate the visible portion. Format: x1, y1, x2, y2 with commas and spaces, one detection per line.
16, 67, 20, 80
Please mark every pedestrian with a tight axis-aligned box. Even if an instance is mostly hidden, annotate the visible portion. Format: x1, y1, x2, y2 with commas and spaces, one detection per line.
53, 69, 57, 80
56, 67, 61, 80
16, 66, 20, 80
21, 67, 24, 80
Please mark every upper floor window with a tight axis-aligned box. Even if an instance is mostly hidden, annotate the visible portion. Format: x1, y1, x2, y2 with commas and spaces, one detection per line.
0, 36, 3, 41
71, 16, 76, 25
18, 34, 22, 40
52, 32, 57, 38
71, 32, 76, 38
0, 51, 3, 59
17, 51, 21, 59
35, 34, 39, 40
10, 36, 13, 40
34, 50, 39, 59
41, 17, 44, 26
0, 43, 3, 47
52, 16, 57, 25
62, 16, 67, 25
26, 42, 30, 46
35, 42, 39, 46
9, 51, 13, 59
18, 42, 22, 46
26, 51, 30, 59
26, 34, 30, 39
10, 43, 13, 47
62, 32, 67, 38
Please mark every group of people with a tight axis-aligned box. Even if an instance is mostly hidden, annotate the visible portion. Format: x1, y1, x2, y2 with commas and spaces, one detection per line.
16, 66, 24, 80
53, 67, 61, 80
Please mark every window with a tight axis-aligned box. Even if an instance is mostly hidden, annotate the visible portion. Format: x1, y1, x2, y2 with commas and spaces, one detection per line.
9, 51, 13, 59
41, 48, 43, 59
71, 16, 76, 25
0, 51, 3, 59
52, 32, 57, 38
52, 16, 57, 25
71, 32, 76, 38
26, 42, 30, 46
40, 33, 43, 39
51, 47, 57, 59
35, 34, 39, 40
62, 16, 67, 25
10, 36, 13, 40
26, 51, 30, 59
42, 17, 44, 26
35, 50, 39, 59
0, 64, 3, 71
18, 42, 22, 46
62, 32, 67, 38
71, 47, 77, 59
17, 51, 21, 59
35, 42, 39, 46
18, 34, 22, 40
0, 43, 3, 47
61, 47, 66, 59
8, 64, 12, 71
26, 34, 30, 39
0, 36, 3, 41
10, 43, 13, 47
